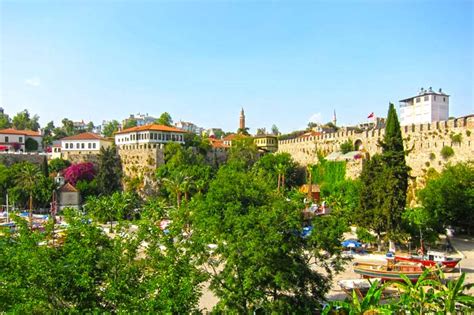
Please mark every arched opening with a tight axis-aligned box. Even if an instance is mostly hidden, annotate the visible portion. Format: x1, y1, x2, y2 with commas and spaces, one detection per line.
354, 139, 363, 151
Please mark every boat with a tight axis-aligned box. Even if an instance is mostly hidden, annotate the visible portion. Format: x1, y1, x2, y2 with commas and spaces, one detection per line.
395, 250, 461, 272
353, 260, 431, 282
338, 278, 381, 298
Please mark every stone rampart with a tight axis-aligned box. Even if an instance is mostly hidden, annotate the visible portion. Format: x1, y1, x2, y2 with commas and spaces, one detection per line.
0, 152, 45, 166
117, 143, 165, 194
278, 116, 474, 178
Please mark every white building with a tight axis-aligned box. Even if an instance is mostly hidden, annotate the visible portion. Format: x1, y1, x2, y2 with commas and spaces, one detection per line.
175, 121, 204, 135
399, 87, 449, 126
114, 124, 186, 147
0, 128, 43, 152
60, 132, 112, 159
123, 113, 157, 128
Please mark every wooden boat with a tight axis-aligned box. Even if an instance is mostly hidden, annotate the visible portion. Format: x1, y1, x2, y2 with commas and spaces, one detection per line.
353, 260, 430, 282
338, 278, 381, 298
395, 251, 461, 272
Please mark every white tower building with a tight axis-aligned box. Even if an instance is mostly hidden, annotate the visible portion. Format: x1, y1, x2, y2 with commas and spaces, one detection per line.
399, 87, 449, 126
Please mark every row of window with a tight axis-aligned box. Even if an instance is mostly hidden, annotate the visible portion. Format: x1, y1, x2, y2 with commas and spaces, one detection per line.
255, 138, 276, 145
415, 96, 447, 103
4, 136, 23, 143
64, 142, 97, 149
117, 132, 184, 143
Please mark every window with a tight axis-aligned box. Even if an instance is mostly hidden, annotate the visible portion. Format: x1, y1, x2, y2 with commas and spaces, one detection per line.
4, 136, 8, 143
93, 143, 96, 149
416, 97, 420, 103
65, 143, 68, 149
434, 96, 437, 101
81, 143, 85, 149
424, 96, 428, 101
19, 137, 23, 142
76, 143, 80, 149
443, 97, 446, 102
88, 143, 91, 149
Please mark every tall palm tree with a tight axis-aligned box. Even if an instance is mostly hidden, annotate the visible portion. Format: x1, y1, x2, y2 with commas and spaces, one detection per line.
275, 163, 288, 193
162, 172, 191, 208
15, 163, 42, 227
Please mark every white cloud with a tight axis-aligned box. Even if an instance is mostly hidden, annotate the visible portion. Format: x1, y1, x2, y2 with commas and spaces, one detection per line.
25, 77, 41, 87
308, 112, 322, 124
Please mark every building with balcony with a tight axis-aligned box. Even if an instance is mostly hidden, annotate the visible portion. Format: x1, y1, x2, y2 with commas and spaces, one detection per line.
399, 87, 449, 126
60, 132, 113, 161
253, 134, 278, 153
114, 124, 186, 148
0, 128, 43, 152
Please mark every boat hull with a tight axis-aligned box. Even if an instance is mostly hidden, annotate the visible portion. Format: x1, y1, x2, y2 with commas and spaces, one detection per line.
395, 255, 461, 271
353, 262, 428, 283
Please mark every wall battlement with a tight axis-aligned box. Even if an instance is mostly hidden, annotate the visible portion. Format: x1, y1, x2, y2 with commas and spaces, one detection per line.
278, 115, 474, 178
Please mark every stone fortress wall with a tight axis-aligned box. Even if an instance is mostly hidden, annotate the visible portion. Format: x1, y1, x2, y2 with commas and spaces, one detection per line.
117, 144, 165, 183
278, 116, 474, 179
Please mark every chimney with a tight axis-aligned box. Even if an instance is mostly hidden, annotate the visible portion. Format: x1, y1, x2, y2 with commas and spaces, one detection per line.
439, 88, 442, 93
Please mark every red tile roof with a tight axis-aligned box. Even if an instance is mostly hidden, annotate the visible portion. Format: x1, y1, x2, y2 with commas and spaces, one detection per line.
59, 182, 78, 193
115, 124, 187, 135
0, 128, 41, 136
61, 132, 108, 141
208, 138, 229, 148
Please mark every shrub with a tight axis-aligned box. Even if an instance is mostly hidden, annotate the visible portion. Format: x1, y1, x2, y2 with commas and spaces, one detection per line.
450, 133, 462, 145
466, 130, 471, 137
25, 138, 39, 152
429, 152, 436, 160
63, 162, 96, 186
340, 139, 354, 154
425, 161, 430, 167
440, 146, 454, 159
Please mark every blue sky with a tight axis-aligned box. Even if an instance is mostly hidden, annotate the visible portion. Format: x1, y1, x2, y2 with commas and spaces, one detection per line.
1, 0, 472, 133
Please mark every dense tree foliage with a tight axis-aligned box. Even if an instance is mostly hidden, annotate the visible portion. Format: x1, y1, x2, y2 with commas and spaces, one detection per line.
418, 162, 474, 234
156, 112, 173, 126
63, 162, 96, 186
123, 118, 137, 129
102, 120, 120, 138
96, 146, 122, 195
48, 158, 71, 174
253, 152, 305, 191
356, 103, 409, 248
340, 139, 354, 154
0, 110, 12, 129
191, 160, 346, 312
12, 109, 40, 131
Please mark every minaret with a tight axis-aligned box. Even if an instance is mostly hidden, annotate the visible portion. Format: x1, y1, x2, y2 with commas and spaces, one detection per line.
239, 108, 246, 130
332, 110, 337, 126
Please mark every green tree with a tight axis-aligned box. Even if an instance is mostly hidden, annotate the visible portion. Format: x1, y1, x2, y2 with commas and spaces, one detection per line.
86, 121, 94, 132
102, 120, 120, 138
60, 118, 75, 136
193, 162, 346, 312
256, 127, 266, 135
156, 112, 173, 126
123, 119, 137, 130
271, 124, 279, 135
41, 156, 49, 178
237, 126, 250, 136
418, 162, 474, 234
340, 139, 354, 154
14, 163, 42, 225
357, 103, 409, 251
12, 109, 40, 131
0, 110, 12, 129
48, 158, 71, 174
253, 153, 305, 191
96, 146, 122, 195
25, 138, 39, 152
